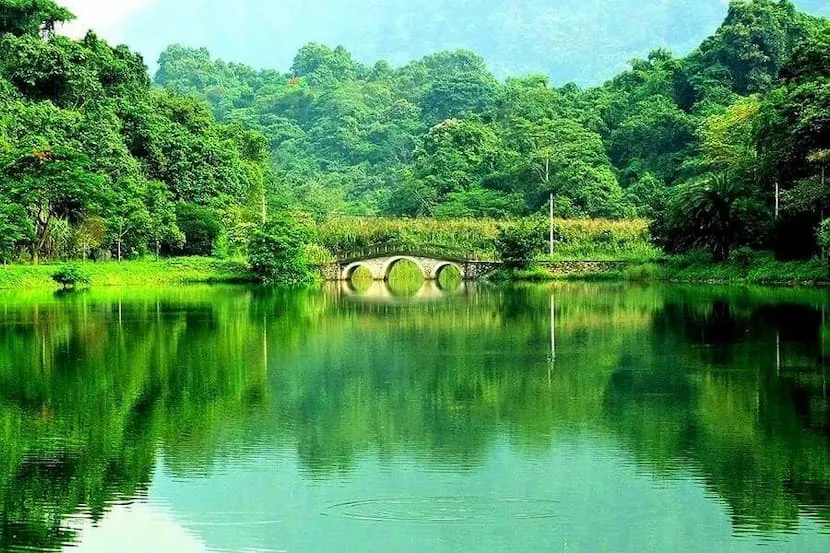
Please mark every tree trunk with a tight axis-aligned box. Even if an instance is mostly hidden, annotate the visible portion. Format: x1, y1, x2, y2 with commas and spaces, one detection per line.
33, 209, 52, 265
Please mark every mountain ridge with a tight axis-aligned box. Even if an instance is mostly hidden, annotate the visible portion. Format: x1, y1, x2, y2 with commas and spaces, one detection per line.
116, 0, 830, 85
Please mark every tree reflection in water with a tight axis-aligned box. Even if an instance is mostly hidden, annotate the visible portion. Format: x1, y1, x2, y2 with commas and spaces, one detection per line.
0, 283, 828, 550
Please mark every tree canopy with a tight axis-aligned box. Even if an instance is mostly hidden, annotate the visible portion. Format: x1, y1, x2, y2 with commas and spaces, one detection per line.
0, 0, 270, 263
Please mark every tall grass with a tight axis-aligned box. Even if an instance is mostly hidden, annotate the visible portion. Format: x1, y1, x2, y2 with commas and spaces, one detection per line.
545, 219, 661, 261
318, 217, 501, 258
316, 217, 659, 261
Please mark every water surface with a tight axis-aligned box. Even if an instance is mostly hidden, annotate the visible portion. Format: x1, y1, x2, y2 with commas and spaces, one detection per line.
0, 282, 828, 552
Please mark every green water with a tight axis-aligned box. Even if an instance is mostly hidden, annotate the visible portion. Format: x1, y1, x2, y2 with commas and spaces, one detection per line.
0, 282, 829, 552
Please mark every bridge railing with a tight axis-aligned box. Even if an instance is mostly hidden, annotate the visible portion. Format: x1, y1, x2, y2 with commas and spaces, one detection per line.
335, 242, 495, 263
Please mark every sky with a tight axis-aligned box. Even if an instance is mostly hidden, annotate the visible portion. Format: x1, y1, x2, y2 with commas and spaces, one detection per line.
55, 0, 830, 86
59, 0, 156, 41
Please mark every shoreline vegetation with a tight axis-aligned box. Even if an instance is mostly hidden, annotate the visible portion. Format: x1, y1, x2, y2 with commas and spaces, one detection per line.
494, 255, 830, 286
0, 217, 828, 289
2, 251, 828, 290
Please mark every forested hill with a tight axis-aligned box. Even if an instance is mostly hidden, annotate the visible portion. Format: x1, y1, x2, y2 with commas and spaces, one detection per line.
124, 0, 830, 86
155, 1, 829, 230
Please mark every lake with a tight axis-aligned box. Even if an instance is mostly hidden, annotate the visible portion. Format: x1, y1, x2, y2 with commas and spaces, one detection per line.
0, 282, 828, 552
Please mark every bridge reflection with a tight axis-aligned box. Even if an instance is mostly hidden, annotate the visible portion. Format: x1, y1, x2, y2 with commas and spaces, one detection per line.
333, 279, 469, 303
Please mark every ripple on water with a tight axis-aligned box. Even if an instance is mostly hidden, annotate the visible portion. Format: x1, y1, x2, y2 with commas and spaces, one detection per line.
175, 511, 283, 528
324, 497, 559, 524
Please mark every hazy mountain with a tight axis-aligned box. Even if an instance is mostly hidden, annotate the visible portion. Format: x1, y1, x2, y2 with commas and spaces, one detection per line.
118, 0, 830, 85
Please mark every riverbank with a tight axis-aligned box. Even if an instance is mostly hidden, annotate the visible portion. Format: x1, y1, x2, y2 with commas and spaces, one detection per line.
497, 252, 830, 286
2, 253, 827, 290
0, 258, 256, 289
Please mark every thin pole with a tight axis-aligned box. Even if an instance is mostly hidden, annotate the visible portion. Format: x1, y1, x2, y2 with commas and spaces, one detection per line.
549, 293, 556, 388
775, 182, 780, 220
549, 192, 555, 257
776, 330, 781, 377
550, 294, 556, 362
263, 313, 268, 375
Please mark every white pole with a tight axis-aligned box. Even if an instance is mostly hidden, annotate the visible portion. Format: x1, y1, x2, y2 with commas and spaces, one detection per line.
775, 182, 780, 220
549, 293, 556, 388
549, 192, 555, 257
551, 294, 556, 362
776, 330, 781, 377
263, 314, 268, 375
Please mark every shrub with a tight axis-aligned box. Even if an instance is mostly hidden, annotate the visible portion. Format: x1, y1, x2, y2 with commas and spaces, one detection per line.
730, 246, 756, 276
819, 220, 830, 262
249, 214, 316, 285
51, 265, 90, 290
175, 203, 222, 256
495, 219, 546, 269
624, 263, 662, 282
303, 243, 335, 264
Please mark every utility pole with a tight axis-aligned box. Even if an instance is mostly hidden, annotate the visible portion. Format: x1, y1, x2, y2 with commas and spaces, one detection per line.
549, 192, 555, 257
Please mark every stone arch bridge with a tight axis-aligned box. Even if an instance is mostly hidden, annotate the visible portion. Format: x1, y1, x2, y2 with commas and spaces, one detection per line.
319, 245, 502, 281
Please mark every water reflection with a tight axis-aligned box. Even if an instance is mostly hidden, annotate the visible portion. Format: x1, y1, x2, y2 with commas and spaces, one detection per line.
337, 279, 467, 302
0, 284, 828, 552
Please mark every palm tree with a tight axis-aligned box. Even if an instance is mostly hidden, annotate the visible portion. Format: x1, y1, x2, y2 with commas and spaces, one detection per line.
672, 173, 742, 261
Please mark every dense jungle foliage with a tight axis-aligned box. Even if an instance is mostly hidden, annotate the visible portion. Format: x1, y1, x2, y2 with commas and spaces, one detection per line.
1, 0, 830, 272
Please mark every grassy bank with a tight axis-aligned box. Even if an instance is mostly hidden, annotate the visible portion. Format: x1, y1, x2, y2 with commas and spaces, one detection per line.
0, 258, 256, 290
499, 252, 830, 286
646, 253, 829, 286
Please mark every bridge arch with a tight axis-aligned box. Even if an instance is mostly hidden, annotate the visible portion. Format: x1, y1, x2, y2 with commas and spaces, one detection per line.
333, 249, 500, 282
341, 262, 378, 282
381, 256, 429, 281
430, 261, 463, 281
